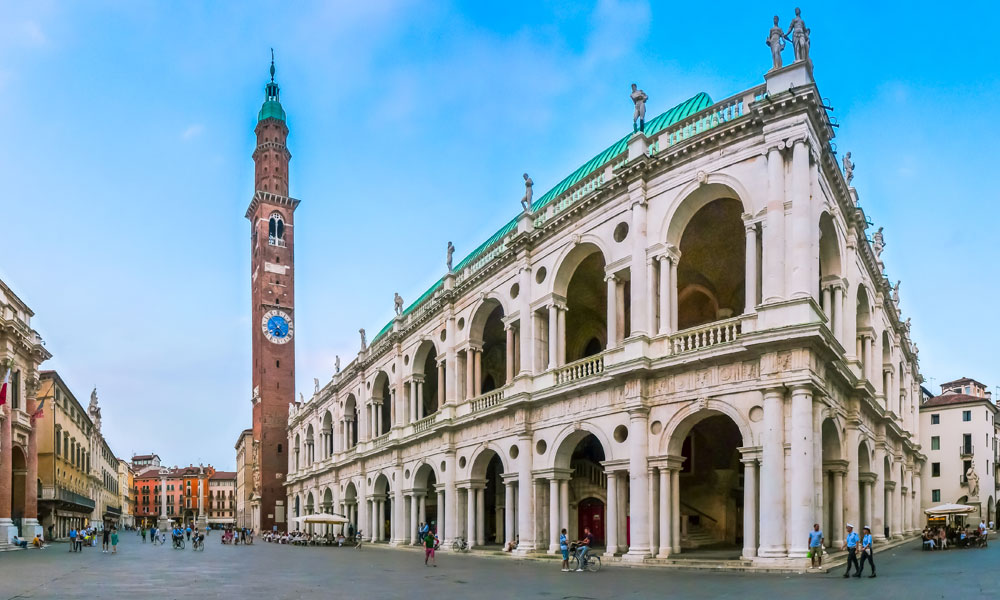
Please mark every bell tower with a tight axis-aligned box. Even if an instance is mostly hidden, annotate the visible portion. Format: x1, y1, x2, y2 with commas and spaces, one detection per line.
246, 51, 298, 533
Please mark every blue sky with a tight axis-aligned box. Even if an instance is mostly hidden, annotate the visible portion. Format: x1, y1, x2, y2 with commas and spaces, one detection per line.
2, 1, 998, 469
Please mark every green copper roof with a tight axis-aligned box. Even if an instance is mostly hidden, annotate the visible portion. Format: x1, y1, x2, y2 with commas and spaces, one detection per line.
371, 91, 714, 344
258, 100, 286, 122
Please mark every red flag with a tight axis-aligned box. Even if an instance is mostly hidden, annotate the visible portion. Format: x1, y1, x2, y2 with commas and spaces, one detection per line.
30, 397, 45, 422
0, 366, 9, 406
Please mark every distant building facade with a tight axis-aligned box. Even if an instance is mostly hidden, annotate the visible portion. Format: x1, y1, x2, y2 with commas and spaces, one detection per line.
235, 429, 253, 529
208, 471, 236, 528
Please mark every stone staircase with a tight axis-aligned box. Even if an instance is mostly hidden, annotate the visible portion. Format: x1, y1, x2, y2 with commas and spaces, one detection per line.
681, 524, 723, 549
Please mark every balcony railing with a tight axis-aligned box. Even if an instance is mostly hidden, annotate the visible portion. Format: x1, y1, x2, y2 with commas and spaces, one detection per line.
670, 317, 742, 355
57, 487, 96, 511
572, 460, 607, 489
372, 433, 390, 448
960, 445, 974, 457
555, 352, 606, 385
470, 387, 507, 414
413, 414, 435, 434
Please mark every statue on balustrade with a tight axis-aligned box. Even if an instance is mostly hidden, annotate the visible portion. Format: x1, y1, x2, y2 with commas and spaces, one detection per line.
314, 378, 320, 394
359, 328, 367, 351
630, 83, 648, 133
766, 15, 786, 70
872, 227, 885, 259
335, 355, 341, 374
446, 241, 455, 272
892, 280, 900, 305
785, 7, 810, 64
843, 152, 854, 185
394, 292, 404, 316
520, 173, 533, 213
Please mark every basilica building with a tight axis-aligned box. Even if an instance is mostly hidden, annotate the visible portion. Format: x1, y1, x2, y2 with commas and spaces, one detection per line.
280, 54, 923, 565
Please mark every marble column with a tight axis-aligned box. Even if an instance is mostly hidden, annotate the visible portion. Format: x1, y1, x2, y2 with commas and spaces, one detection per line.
821, 286, 832, 320
669, 257, 679, 332
515, 435, 535, 552
437, 361, 446, 408
845, 428, 860, 531
759, 388, 787, 557
742, 458, 758, 559
436, 488, 445, 541
408, 494, 417, 544
419, 493, 426, 526
24, 393, 39, 535
505, 326, 515, 382
605, 470, 618, 555
788, 385, 815, 558
626, 410, 650, 559
629, 188, 649, 336
559, 479, 569, 544
671, 468, 681, 554
0, 403, 11, 529
656, 468, 671, 558
745, 221, 758, 311
549, 478, 560, 552
465, 351, 475, 400
647, 467, 658, 555
789, 139, 811, 298
832, 285, 843, 344
763, 146, 786, 303
657, 256, 671, 335
416, 382, 424, 419
504, 482, 515, 544
466, 488, 475, 546
606, 275, 618, 346
476, 487, 485, 546
557, 307, 567, 366
444, 451, 457, 546
394, 468, 405, 544
517, 265, 534, 376
832, 471, 845, 547
473, 350, 482, 397
873, 448, 886, 540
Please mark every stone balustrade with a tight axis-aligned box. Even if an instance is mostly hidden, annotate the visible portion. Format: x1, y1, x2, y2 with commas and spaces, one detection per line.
413, 414, 435, 434
470, 387, 507, 414
554, 352, 606, 385
655, 85, 765, 152
669, 317, 743, 354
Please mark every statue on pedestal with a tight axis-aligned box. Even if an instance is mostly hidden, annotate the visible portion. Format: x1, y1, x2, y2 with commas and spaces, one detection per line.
314, 378, 320, 394
967, 461, 980, 498
766, 15, 785, 70
393, 292, 404, 316
335, 355, 341, 374
446, 241, 455, 272
785, 7, 810, 64
631, 83, 648, 133
872, 227, 885, 259
520, 173, 533, 213
359, 328, 367, 351
843, 152, 854, 185
892, 280, 901, 305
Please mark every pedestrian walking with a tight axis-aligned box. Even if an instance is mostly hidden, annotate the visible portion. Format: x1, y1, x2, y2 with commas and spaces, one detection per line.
111, 529, 119, 554
423, 529, 437, 567
843, 524, 860, 578
808, 523, 824, 568
140, 527, 146, 543
858, 526, 876, 578
68, 528, 77, 552
559, 528, 570, 572
102, 527, 111, 553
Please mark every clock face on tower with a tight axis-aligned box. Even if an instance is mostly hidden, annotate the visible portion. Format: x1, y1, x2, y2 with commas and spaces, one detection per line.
261, 309, 294, 344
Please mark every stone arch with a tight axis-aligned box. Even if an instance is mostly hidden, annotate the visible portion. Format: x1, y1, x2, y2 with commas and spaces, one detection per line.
412, 461, 438, 490
550, 237, 613, 299
10, 446, 26, 524
467, 292, 510, 339
372, 370, 392, 436
469, 298, 507, 393
323, 487, 333, 511
553, 242, 612, 362
819, 211, 844, 280
549, 422, 616, 470
322, 410, 334, 458
661, 178, 754, 248
659, 399, 754, 457
305, 424, 315, 464
468, 442, 509, 480
344, 393, 359, 448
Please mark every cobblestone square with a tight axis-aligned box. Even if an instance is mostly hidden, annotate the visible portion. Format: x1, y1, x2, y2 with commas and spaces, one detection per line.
0, 535, 994, 599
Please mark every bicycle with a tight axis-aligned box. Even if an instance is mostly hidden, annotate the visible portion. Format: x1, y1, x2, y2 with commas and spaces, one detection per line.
172, 536, 185, 550
568, 543, 601, 572
192, 536, 205, 551
451, 537, 470, 553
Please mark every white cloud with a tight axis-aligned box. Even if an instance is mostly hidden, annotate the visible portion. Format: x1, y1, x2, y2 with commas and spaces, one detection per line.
181, 124, 204, 140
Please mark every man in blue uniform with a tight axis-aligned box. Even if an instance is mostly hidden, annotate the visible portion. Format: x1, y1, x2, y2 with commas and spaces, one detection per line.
842, 524, 860, 578
858, 525, 876, 578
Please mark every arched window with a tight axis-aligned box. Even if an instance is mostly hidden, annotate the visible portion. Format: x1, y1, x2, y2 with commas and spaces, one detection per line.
268, 212, 285, 247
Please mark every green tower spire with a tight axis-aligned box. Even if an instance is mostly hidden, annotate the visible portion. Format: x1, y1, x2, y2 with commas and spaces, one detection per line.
258, 48, 286, 122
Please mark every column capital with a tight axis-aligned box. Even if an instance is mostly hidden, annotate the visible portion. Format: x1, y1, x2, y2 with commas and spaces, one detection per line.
604, 273, 619, 283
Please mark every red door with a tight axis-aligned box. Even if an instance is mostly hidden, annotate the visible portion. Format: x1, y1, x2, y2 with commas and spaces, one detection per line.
578, 498, 605, 545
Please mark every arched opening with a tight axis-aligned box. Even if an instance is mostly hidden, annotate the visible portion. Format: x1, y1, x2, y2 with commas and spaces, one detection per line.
344, 482, 359, 533
11, 446, 26, 532
294, 495, 301, 520
322, 411, 333, 458
821, 418, 843, 548
818, 212, 843, 334
856, 286, 873, 378
469, 449, 506, 548
858, 441, 872, 530
372, 474, 392, 543
373, 371, 392, 436
305, 492, 315, 515
305, 425, 315, 465
293, 434, 301, 471
413, 341, 440, 418
323, 488, 333, 513
881, 331, 892, 411
344, 394, 359, 448
676, 413, 744, 553
413, 464, 439, 537
883, 455, 893, 539
563, 434, 608, 545
566, 250, 609, 362
676, 198, 746, 330
471, 301, 507, 394
268, 212, 285, 246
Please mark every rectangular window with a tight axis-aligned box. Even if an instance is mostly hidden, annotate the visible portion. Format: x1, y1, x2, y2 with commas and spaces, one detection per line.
932, 489, 941, 502
963, 410, 972, 421
931, 414, 940, 425
963, 434, 973, 454
931, 436, 940, 450
931, 462, 940, 477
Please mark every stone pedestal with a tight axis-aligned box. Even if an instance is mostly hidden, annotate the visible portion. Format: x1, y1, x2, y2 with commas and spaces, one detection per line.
197, 515, 208, 532
0, 518, 18, 545
158, 515, 170, 533
21, 518, 42, 540
764, 60, 813, 96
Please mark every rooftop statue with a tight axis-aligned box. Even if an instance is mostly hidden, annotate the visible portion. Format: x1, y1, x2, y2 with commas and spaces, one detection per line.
892, 280, 901, 305
335, 355, 341, 374
843, 152, 854, 185
786, 8, 810, 64
446, 241, 455, 272
314, 378, 320, 394
359, 328, 367, 351
394, 292, 404, 316
766, 15, 786, 70
520, 173, 533, 213
872, 227, 885, 259
631, 83, 648, 133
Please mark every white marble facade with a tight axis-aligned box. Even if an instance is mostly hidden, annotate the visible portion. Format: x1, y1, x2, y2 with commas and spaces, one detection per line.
285, 62, 923, 566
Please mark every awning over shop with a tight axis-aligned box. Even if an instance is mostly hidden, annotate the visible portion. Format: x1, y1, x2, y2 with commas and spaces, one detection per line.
924, 503, 976, 516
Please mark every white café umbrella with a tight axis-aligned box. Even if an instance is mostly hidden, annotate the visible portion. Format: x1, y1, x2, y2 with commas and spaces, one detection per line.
924, 503, 976, 516
302, 513, 349, 524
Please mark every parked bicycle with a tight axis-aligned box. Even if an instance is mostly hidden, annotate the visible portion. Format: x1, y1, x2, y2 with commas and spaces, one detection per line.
451, 537, 470, 552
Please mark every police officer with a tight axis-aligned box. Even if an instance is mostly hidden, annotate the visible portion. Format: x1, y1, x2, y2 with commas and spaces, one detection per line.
858, 525, 876, 578
842, 524, 861, 578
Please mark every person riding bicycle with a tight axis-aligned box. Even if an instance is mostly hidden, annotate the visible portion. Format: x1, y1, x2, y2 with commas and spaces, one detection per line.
193, 529, 205, 549
574, 527, 594, 572
172, 526, 183, 547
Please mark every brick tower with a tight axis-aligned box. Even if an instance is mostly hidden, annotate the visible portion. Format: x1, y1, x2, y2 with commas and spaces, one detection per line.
245, 52, 298, 533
